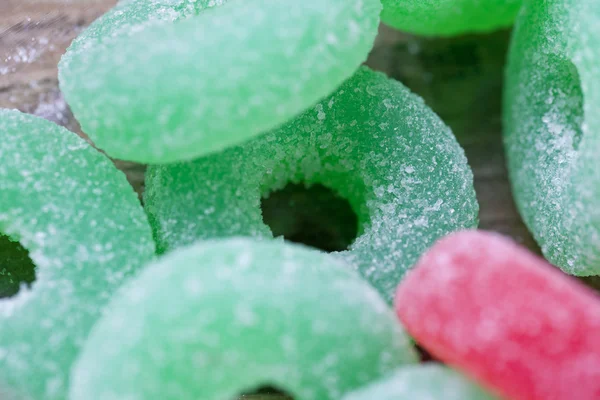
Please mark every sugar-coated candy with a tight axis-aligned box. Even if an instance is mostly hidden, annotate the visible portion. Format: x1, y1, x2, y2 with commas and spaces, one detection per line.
504, 0, 600, 275
395, 230, 600, 400
59, 0, 381, 164
144, 66, 478, 303
342, 364, 497, 400
380, 0, 522, 36
0, 110, 155, 399
69, 238, 418, 399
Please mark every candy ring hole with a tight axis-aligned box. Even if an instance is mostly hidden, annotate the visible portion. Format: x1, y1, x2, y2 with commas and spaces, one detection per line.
414, 343, 438, 363
0, 234, 36, 299
541, 55, 584, 153
261, 183, 359, 253
237, 385, 294, 399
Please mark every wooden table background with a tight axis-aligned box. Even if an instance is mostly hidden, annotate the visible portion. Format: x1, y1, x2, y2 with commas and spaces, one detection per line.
1, 1, 598, 398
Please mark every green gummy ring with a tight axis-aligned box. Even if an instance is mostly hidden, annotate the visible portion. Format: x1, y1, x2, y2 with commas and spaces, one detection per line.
504, 0, 600, 275
69, 238, 418, 400
342, 364, 496, 400
144, 67, 479, 303
58, 0, 382, 164
0, 110, 155, 400
381, 0, 522, 36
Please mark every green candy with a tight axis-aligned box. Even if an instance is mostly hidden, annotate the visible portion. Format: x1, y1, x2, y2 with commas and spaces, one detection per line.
504, 0, 600, 275
69, 238, 418, 400
144, 66, 478, 302
381, 0, 522, 36
59, 0, 381, 163
0, 110, 155, 399
342, 364, 497, 400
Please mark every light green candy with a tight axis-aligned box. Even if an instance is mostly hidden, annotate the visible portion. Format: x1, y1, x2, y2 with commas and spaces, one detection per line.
381, 0, 522, 36
59, 0, 381, 163
69, 238, 418, 400
504, 0, 600, 275
144, 66, 478, 303
0, 110, 155, 399
342, 364, 498, 400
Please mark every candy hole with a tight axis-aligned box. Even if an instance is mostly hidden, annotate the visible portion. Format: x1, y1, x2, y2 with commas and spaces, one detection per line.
414, 343, 438, 363
0, 234, 37, 299
541, 55, 584, 152
237, 385, 294, 399
261, 183, 359, 253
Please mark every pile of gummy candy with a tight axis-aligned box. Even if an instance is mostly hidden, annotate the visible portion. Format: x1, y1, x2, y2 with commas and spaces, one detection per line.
1, 0, 599, 399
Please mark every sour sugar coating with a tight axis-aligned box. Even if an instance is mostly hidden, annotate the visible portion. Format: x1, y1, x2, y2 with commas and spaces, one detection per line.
381, 0, 522, 36
504, 0, 600, 275
395, 230, 600, 400
69, 238, 418, 400
144, 66, 478, 303
342, 364, 497, 400
0, 110, 155, 399
59, 0, 381, 164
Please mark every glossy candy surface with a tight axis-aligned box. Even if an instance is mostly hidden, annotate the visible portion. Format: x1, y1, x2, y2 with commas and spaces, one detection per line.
70, 238, 418, 400
0, 110, 155, 400
144, 66, 478, 303
504, 0, 600, 275
59, 0, 381, 163
395, 230, 600, 400
381, 0, 522, 36
342, 364, 496, 400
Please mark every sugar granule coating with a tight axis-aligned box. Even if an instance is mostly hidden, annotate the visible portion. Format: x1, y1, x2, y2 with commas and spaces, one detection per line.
0, 110, 155, 400
144, 66, 479, 303
395, 230, 600, 400
504, 0, 600, 275
59, 0, 382, 164
69, 238, 418, 400
381, 0, 522, 36
342, 364, 497, 400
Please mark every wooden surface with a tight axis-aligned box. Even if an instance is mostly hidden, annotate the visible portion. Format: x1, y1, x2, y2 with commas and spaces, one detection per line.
1, 1, 598, 397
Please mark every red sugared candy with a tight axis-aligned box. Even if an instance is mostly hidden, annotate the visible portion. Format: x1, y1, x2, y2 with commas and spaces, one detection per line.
395, 230, 600, 400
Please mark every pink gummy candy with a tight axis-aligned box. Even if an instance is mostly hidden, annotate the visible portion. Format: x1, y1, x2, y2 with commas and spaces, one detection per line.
395, 230, 600, 400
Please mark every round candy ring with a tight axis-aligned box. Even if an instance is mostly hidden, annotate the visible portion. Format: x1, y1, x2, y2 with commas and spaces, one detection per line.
342, 364, 495, 400
504, 0, 600, 275
0, 110, 155, 399
70, 238, 417, 399
59, 0, 382, 163
380, 0, 522, 36
145, 67, 478, 302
